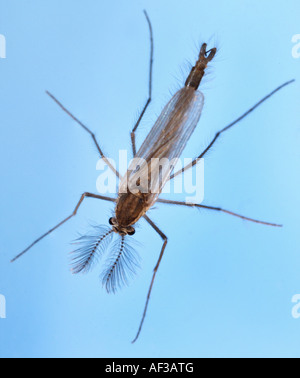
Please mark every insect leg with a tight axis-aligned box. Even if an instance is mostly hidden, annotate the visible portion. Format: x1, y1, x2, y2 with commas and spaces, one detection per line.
157, 198, 282, 227
46, 91, 120, 179
11, 193, 116, 262
132, 214, 168, 343
130, 10, 153, 156
169, 79, 295, 180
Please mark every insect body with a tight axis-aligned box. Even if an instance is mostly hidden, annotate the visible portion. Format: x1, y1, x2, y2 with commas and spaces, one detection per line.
116, 44, 215, 231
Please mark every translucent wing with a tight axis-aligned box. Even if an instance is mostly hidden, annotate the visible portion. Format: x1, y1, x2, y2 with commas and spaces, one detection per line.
119, 86, 204, 207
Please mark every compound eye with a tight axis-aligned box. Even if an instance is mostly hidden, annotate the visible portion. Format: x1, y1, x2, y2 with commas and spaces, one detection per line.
127, 228, 135, 236
109, 217, 115, 225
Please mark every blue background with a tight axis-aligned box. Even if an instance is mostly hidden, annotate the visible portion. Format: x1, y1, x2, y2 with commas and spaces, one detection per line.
0, 0, 299, 358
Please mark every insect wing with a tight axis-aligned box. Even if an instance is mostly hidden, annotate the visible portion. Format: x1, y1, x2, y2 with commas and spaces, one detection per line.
119, 87, 204, 206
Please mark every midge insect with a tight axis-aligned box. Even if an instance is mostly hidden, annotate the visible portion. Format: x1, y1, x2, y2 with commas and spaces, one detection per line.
12, 11, 294, 342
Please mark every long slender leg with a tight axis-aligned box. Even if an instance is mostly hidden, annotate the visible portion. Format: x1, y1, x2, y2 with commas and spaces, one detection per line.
130, 10, 153, 156
157, 198, 282, 227
170, 79, 295, 180
132, 214, 168, 343
46, 91, 121, 179
11, 193, 116, 263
